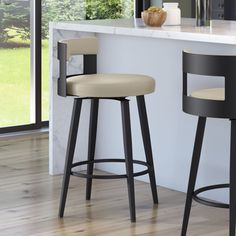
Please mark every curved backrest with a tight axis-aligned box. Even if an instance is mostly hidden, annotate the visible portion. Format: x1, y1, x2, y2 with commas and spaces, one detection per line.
183, 52, 236, 76
57, 37, 98, 97
183, 51, 236, 118
59, 37, 98, 60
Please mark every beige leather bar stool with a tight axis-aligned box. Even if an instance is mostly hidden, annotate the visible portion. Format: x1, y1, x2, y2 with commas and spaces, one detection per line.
57, 37, 158, 222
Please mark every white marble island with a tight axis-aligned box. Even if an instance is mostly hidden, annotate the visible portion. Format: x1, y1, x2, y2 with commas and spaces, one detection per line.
49, 18, 236, 202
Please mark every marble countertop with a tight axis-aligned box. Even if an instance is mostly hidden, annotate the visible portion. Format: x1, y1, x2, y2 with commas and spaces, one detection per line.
51, 18, 236, 45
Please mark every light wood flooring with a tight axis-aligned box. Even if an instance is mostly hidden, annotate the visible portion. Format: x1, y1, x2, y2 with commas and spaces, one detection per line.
0, 133, 230, 236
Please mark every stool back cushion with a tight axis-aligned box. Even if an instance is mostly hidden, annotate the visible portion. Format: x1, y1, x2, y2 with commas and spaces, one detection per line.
57, 37, 98, 97
60, 37, 98, 60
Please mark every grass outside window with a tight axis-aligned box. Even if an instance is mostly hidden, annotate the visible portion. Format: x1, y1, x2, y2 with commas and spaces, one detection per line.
0, 38, 49, 127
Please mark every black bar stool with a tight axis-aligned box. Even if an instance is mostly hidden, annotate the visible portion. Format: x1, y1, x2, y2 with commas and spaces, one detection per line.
57, 37, 158, 222
181, 51, 236, 236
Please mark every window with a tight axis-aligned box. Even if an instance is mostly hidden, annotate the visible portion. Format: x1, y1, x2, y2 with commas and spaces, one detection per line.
0, 0, 133, 133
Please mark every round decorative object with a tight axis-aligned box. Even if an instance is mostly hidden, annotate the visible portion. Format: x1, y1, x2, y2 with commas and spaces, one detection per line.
142, 9, 167, 27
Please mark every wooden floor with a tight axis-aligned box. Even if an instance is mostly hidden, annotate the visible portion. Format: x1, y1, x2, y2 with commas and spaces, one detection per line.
0, 133, 230, 236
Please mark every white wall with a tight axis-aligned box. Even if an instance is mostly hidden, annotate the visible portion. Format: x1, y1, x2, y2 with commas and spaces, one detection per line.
94, 34, 234, 204
151, 0, 162, 7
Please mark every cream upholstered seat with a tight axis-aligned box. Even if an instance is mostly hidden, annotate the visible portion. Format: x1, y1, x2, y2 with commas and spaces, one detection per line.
66, 73, 155, 97
191, 88, 224, 101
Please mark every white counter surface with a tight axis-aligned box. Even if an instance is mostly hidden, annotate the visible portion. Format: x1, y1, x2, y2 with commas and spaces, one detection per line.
51, 18, 236, 45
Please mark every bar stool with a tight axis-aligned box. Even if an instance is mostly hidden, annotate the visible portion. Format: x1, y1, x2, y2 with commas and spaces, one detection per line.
57, 37, 158, 222
181, 51, 236, 236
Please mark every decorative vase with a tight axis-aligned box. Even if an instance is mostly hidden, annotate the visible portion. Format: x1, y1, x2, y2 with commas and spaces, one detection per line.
163, 2, 181, 26
196, 0, 211, 26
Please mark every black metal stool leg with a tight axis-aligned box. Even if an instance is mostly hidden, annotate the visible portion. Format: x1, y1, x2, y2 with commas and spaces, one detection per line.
136, 95, 158, 204
121, 99, 136, 222
86, 99, 99, 200
59, 98, 82, 218
230, 119, 236, 236
181, 116, 206, 236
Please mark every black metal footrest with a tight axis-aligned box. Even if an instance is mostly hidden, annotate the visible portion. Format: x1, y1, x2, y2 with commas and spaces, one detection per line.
193, 183, 229, 208
71, 158, 151, 179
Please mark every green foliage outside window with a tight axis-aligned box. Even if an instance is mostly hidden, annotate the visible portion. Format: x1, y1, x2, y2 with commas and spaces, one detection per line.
0, 1, 30, 42
0, 0, 133, 43
86, 0, 133, 20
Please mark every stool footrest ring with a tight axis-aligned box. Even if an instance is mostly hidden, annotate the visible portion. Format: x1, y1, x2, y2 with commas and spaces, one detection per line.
71, 158, 151, 179
193, 183, 229, 209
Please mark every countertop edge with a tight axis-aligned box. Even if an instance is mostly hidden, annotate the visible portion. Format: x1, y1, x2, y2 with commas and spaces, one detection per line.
49, 20, 236, 45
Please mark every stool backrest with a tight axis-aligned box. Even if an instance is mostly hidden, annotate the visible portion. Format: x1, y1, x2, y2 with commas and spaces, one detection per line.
183, 51, 236, 118
57, 37, 98, 97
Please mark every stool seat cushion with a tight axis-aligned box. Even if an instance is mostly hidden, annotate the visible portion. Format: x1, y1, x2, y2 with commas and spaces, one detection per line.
191, 88, 224, 101
66, 74, 155, 97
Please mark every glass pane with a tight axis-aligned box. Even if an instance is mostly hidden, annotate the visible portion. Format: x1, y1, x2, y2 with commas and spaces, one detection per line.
41, 0, 86, 121
0, 0, 31, 127
42, 39, 49, 121
41, 0, 134, 121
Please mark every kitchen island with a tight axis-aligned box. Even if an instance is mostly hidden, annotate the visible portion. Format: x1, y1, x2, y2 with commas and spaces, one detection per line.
49, 18, 236, 202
